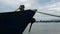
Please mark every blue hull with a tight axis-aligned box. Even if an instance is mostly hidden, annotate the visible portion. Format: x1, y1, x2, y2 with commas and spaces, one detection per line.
0, 10, 36, 34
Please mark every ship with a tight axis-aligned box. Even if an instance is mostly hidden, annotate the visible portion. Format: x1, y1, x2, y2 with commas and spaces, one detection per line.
0, 10, 36, 34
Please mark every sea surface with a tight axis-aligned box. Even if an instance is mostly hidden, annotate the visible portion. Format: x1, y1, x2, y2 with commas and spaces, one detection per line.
23, 22, 60, 34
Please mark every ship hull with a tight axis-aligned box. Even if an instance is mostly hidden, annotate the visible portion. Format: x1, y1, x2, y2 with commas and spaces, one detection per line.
0, 10, 36, 34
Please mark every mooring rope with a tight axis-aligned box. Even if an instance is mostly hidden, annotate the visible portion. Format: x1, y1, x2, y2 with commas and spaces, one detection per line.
36, 11, 60, 18
14, 9, 60, 18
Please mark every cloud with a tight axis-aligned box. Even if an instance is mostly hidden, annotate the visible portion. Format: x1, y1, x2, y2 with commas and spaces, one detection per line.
48, 2, 60, 11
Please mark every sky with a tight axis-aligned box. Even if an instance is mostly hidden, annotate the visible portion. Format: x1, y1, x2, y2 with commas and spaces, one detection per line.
0, 0, 60, 21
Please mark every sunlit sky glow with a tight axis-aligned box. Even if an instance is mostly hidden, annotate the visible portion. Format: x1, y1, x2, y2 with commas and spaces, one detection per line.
0, 0, 60, 20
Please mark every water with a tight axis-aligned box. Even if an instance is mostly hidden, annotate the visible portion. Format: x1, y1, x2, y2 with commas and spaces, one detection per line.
23, 22, 60, 34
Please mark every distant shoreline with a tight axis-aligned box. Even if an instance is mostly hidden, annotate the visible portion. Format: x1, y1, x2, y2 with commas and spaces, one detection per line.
35, 20, 60, 22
